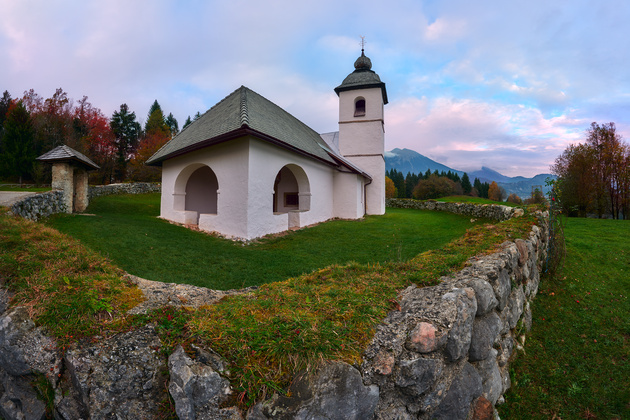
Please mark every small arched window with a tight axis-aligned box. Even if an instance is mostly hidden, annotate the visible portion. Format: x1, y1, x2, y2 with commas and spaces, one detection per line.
354, 98, 366, 117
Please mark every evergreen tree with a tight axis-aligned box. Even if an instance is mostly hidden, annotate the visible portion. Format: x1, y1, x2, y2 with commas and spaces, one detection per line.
144, 100, 169, 136
111, 104, 141, 181
183, 115, 193, 129
165, 112, 179, 136
0, 90, 12, 137
0, 101, 35, 184
461, 173, 472, 194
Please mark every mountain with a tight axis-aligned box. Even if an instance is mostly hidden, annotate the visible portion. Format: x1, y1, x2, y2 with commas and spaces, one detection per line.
384, 148, 555, 197
384, 148, 462, 177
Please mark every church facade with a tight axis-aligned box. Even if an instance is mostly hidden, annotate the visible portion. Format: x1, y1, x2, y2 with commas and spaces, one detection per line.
146, 50, 388, 240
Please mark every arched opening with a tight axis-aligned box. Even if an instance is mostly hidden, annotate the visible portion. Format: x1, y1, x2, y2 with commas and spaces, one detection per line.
185, 166, 218, 218
354, 97, 366, 117
273, 164, 310, 213
172, 164, 218, 225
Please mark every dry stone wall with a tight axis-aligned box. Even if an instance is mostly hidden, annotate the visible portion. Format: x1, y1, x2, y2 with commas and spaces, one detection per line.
0, 200, 548, 419
386, 198, 524, 221
88, 182, 161, 199
9, 190, 68, 221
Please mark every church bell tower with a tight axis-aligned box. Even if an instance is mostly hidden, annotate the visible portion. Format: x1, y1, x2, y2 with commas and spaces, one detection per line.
334, 44, 388, 215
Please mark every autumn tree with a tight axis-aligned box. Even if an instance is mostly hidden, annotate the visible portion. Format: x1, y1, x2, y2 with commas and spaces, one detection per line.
0, 101, 36, 184
110, 104, 141, 181
552, 122, 629, 218
385, 176, 397, 198
413, 174, 456, 200
488, 181, 501, 201
506, 193, 522, 204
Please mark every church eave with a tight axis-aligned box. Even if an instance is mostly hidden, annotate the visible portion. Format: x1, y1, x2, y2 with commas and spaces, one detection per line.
333, 82, 388, 105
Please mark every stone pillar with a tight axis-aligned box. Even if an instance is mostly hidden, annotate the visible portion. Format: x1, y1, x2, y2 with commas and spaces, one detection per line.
73, 168, 89, 212
51, 162, 73, 213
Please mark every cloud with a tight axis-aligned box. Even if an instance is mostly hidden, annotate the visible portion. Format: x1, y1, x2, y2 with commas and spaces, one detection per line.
385, 96, 586, 177
1, 0, 629, 178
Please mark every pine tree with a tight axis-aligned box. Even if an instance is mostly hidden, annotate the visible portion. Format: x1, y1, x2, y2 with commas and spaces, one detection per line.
111, 104, 141, 181
0, 101, 35, 184
165, 112, 179, 136
183, 116, 192, 129
461, 173, 472, 194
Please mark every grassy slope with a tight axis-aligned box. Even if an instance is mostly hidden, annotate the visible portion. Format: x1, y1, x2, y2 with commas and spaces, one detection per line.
499, 217, 630, 419
46, 193, 483, 290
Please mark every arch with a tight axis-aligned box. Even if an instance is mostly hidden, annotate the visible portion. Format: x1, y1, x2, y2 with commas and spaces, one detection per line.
273, 164, 311, 213
173, 163, 219, 223
354, 97, 366, 117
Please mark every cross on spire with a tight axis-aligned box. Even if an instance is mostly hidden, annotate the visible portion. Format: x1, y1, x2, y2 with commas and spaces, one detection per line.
360, 36, 366, 52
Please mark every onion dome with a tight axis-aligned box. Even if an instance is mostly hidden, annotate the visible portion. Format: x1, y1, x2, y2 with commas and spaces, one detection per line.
335, 49, 388, 104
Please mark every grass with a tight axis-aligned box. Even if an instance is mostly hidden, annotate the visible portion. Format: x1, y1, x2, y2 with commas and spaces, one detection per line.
0, 184, 51, 192
46, 193, 488, 290
0, 195, 541, 410
499, 217, 630, 419
429, 195, 522, 207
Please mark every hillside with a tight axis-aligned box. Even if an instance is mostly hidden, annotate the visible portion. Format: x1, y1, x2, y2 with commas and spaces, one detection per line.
384, 148, 554, 197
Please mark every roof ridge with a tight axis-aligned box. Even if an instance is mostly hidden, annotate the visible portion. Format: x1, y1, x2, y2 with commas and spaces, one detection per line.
239, 86, 249, 127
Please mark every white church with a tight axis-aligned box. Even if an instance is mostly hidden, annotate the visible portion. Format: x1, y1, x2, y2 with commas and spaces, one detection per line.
146, 49, 388, 240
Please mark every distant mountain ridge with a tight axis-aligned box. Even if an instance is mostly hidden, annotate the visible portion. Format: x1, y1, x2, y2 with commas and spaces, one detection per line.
384, 148, 554, 197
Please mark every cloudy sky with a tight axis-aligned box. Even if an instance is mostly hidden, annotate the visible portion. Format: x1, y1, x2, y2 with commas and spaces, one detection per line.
1, 0, 628, 177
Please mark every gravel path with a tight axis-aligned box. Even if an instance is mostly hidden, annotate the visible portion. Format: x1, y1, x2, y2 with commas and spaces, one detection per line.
0, 191, 37, 206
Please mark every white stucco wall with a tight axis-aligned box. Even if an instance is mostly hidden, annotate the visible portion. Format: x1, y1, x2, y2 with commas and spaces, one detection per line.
159, 136, 355, 240
246, 139, 336, 240
333, 171, 364, 219
160, 138, 251, 239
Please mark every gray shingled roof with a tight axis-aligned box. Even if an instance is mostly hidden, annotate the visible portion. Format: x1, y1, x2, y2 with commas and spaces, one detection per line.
146, 86, 338, 166
37, 144, 100, 170
334, 51, 388, 104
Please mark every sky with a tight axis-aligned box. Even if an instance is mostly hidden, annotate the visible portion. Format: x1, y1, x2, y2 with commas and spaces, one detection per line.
1, 0, 629, 177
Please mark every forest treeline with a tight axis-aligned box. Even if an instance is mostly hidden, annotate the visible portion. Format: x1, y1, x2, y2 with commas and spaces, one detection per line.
385, 168, 521, 203
0, 88, 201, 185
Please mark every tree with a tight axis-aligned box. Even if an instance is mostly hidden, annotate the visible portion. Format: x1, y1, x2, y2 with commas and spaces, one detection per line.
183, 115, 192, 129
0, 101, 35, 184
413, 174, 456, 200
385, 176, 397, 198
551, 143, 595, 216
165, 112, 179, 136
506, 193, 522, 204
111, 104, 141, 181
144, 100, 170, 136
0, 90, 12, 138
488, 181, 502, 201
128, 131, 169, 182
461, 172, 472, 195
552, 122, 629, 219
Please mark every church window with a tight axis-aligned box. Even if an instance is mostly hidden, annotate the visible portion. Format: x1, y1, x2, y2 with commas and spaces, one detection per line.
354, 98, 366, 117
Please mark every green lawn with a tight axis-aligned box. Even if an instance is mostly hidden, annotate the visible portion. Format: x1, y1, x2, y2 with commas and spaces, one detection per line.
46, 193, 484, 290
431, 195, 522, 207
499, 217, 630, 419
0, 184, 51, 192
